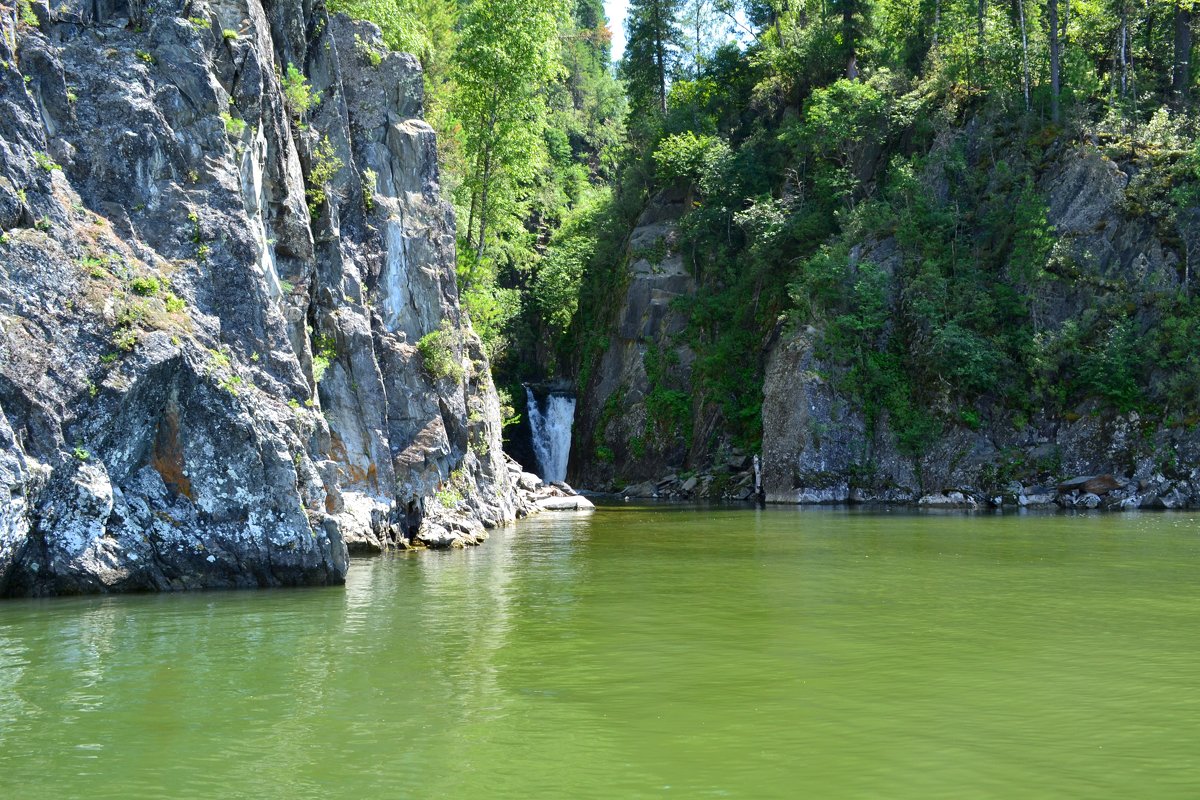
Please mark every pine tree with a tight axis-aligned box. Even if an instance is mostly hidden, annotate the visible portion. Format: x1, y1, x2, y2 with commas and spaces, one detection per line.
621, 0, 684, 118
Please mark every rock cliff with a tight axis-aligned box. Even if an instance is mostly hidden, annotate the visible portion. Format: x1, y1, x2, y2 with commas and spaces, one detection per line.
0, 1, 522, 595
570, 188, 697, 488
762, 146, 1200, 510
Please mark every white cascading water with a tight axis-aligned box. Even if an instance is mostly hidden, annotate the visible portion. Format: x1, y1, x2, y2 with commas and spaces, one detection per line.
525, 387, 576, 483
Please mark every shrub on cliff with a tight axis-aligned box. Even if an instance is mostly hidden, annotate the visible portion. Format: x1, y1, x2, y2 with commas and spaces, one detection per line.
417, 323, 464, 383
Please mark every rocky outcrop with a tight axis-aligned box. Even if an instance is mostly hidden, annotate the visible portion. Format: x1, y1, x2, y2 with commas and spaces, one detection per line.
0, 2, 521, 594
761, 145, 1200, 510
762, 329, 914, 505
619, 451, 760, 502
570, 188, 695, 489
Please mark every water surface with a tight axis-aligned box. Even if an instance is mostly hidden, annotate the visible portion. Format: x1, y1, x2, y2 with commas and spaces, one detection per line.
2, 506, 1199, 798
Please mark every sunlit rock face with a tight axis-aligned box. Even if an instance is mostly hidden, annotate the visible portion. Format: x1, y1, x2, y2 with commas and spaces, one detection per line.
0, 3, 519, 595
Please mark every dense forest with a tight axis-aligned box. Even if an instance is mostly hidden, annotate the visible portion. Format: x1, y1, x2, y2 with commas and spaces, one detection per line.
335, 0, 1200, 481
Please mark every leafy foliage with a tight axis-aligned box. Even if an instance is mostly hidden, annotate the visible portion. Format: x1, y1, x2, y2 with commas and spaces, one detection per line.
417, 322, 465, 383
281, 63, 319, 117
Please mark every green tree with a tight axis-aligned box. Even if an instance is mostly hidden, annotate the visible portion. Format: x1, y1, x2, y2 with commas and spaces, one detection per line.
453, 0, 568, 262
622, 0, 684, 119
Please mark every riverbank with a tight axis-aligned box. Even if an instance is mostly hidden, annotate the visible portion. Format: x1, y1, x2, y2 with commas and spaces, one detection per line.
608, 466, 1197, 512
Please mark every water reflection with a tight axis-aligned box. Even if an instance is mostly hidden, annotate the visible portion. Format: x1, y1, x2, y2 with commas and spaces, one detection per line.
1, 507, 1199, 798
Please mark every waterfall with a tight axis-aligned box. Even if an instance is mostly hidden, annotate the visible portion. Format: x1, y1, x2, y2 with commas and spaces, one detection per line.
525, 387, 576, 483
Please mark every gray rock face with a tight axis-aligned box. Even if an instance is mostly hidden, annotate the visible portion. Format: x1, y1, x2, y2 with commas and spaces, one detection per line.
0, 5, 519, 594
761, 330, 918, 504
571, 188, 695, 488
762, 145, 1200, 509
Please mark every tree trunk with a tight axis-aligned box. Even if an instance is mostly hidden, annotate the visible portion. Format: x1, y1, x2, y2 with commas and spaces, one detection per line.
1049, 0, 1061, 123
1120, 4, 1128, 98
466, 190, 477, 248
654, 0, 668, 112
465, 148, 485, 248
1017, 0, 1031, 111
1174, 1, 1192, 112
476, 148, 492, 262
978, 0, 986, 43
933, 0, 942, 49
844, 0, 858, 78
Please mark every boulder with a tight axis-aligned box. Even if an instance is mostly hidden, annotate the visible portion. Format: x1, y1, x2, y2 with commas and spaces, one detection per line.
517, 472, 544, 491
1057, 475, 1123, 496
537, 496, 596, 511
918, 492, 978, 508
622, 481, 658, 498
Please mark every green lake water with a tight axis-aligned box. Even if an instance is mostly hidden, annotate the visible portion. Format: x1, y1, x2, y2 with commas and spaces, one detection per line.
2, 505, 1199, 798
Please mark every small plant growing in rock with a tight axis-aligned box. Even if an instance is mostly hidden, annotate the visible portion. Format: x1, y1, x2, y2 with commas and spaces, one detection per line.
196, 243, 210, 262
417, 322, 464, 383
73, 445, 90, 461
354, 34, 383, 68
187, 16, 209, 29
222, 28, 238, 41
130, 276, 160, 296
220, 112, 247, 138
206, 347, 231, 372
0, 232, 9, 246
281, 63, 319, 117
311, 332, 336, 383
436, 488, 463, 507
112, 328, 138, 352
19, 0, 38, 27
66, 89, 77, 104
116, 299, 147, 327
288, 398, 300, 409
186, 169, 199, 184
135, 50, 155, 65
361, 168, 377, 212
33, 151, 60, 172
164, 292, 185, 313
218, 374, 243, 396
34, 216, 51, 231
305, 136, 343, 217
86, 381, 98, 398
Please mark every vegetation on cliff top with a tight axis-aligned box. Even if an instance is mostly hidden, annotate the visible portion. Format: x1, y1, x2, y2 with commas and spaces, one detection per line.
339, 0, 1200, 460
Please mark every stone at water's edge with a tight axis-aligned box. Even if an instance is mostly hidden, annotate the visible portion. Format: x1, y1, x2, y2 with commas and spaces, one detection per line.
536, 496, 596, 512
0, 7, 522, 595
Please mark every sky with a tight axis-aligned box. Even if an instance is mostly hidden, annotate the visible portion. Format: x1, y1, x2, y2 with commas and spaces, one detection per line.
604, 0, 630, 61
